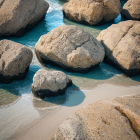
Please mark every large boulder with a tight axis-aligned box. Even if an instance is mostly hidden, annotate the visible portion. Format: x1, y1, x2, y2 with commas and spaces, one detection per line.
97, 20, 140, 76
55, 94, 140, 140
63, 0, 121, 25
0, 0, 49, 37
121, 0, 140, 20
35, 25, 105, 73
0, 39, 33, 83
32, 69, 72, 98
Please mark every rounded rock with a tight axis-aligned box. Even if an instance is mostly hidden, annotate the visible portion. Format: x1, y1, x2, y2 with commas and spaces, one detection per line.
121, 0, 140, 21
32, 69, 72, 98
0, 39, 33, 83
97, 20, 140, 76
35, 25, 105, 73
0, 0, 49, 37
55, 94, 140, 140
63, 0, 121, 25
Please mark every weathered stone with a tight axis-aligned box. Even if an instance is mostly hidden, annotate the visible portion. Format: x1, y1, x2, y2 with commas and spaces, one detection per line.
97, 20, 140, 76
35, 25, 105, 73
121, 0, 140, 20
0, 39, 33, 83
63, 0, 121, 25
55, 94, 140, 140
32, 69, 72, 98
0, 0, 49, 37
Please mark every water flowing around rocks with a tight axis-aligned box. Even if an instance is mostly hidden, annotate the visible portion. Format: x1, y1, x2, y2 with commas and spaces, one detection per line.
0, 0, 140, 140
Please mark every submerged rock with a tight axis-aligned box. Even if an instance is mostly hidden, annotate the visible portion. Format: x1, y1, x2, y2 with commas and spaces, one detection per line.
97, 20, 140, 76
32, 69, 72, 98
55, 94, 140, 140
0, 0, 49, 37
121, 0, 140, 20
0, 39, 33, 83
35, 25, 105, 73
63, 0, 121, 25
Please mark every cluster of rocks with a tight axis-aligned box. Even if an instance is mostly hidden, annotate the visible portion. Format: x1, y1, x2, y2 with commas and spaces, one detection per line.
0, 0, 140, 139
55, 94, 140, 140
0, 0, 140, 98
0, 39, 72, 98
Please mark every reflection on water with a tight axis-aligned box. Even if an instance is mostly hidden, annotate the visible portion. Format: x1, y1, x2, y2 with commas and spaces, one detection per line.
33, 94, 68, 109
0, 88, 20, 108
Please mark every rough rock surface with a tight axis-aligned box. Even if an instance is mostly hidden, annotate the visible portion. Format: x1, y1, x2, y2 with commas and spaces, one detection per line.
32, 69, 72, 98
97, 20, 140, 76
121, 0, 140, 20
0, 39, 33, 83
0, 0, 49, 37
55, 94, 140, 140
35, 25, 105, 73
63, 0, 121, 25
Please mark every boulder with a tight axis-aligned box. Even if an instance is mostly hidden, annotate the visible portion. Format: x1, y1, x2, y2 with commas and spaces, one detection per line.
0, 0, 49, 37
31, 69, 72, 98
121, 0, 140, 20
0, 39, 33, 83
63, 0, 121, 25
35, 25, 105, 73
97, 20, 140, 76
55, 94, 140, 140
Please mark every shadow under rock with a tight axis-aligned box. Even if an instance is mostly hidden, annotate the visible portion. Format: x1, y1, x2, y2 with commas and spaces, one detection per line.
33, 83, 85, 109
0, 18, 49, 46
0, 65, 41, 108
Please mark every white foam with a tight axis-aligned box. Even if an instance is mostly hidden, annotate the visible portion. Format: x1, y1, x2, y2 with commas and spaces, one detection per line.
47, 7, 53, 13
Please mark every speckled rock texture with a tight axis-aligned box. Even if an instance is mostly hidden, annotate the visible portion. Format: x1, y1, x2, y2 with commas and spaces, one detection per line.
55, 94, 140, 140
32, 69, 72, 98
63, 0, 121, 25
121, 0, 140, 21
97, 20, 140, 76
0, 39, 33, 83
35, 25, 105, 73
0, 0, 49, 37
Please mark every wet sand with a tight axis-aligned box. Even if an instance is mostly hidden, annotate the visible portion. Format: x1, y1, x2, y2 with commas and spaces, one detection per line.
4, 84, 140, 140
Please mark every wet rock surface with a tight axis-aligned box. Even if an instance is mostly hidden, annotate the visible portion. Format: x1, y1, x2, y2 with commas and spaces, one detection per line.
32, 69, 72, 98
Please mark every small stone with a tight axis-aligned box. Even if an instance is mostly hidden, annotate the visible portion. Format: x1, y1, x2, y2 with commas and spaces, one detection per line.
31, 69, 72, 98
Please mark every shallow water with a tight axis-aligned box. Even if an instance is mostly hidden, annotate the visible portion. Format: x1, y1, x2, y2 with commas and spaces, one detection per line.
0, 0, 140, 139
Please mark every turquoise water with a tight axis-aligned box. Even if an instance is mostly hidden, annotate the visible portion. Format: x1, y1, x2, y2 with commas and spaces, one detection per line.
0, 0, 140, 108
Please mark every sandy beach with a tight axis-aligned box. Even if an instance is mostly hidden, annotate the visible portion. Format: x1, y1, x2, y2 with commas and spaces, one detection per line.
1, 84, 139, 140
